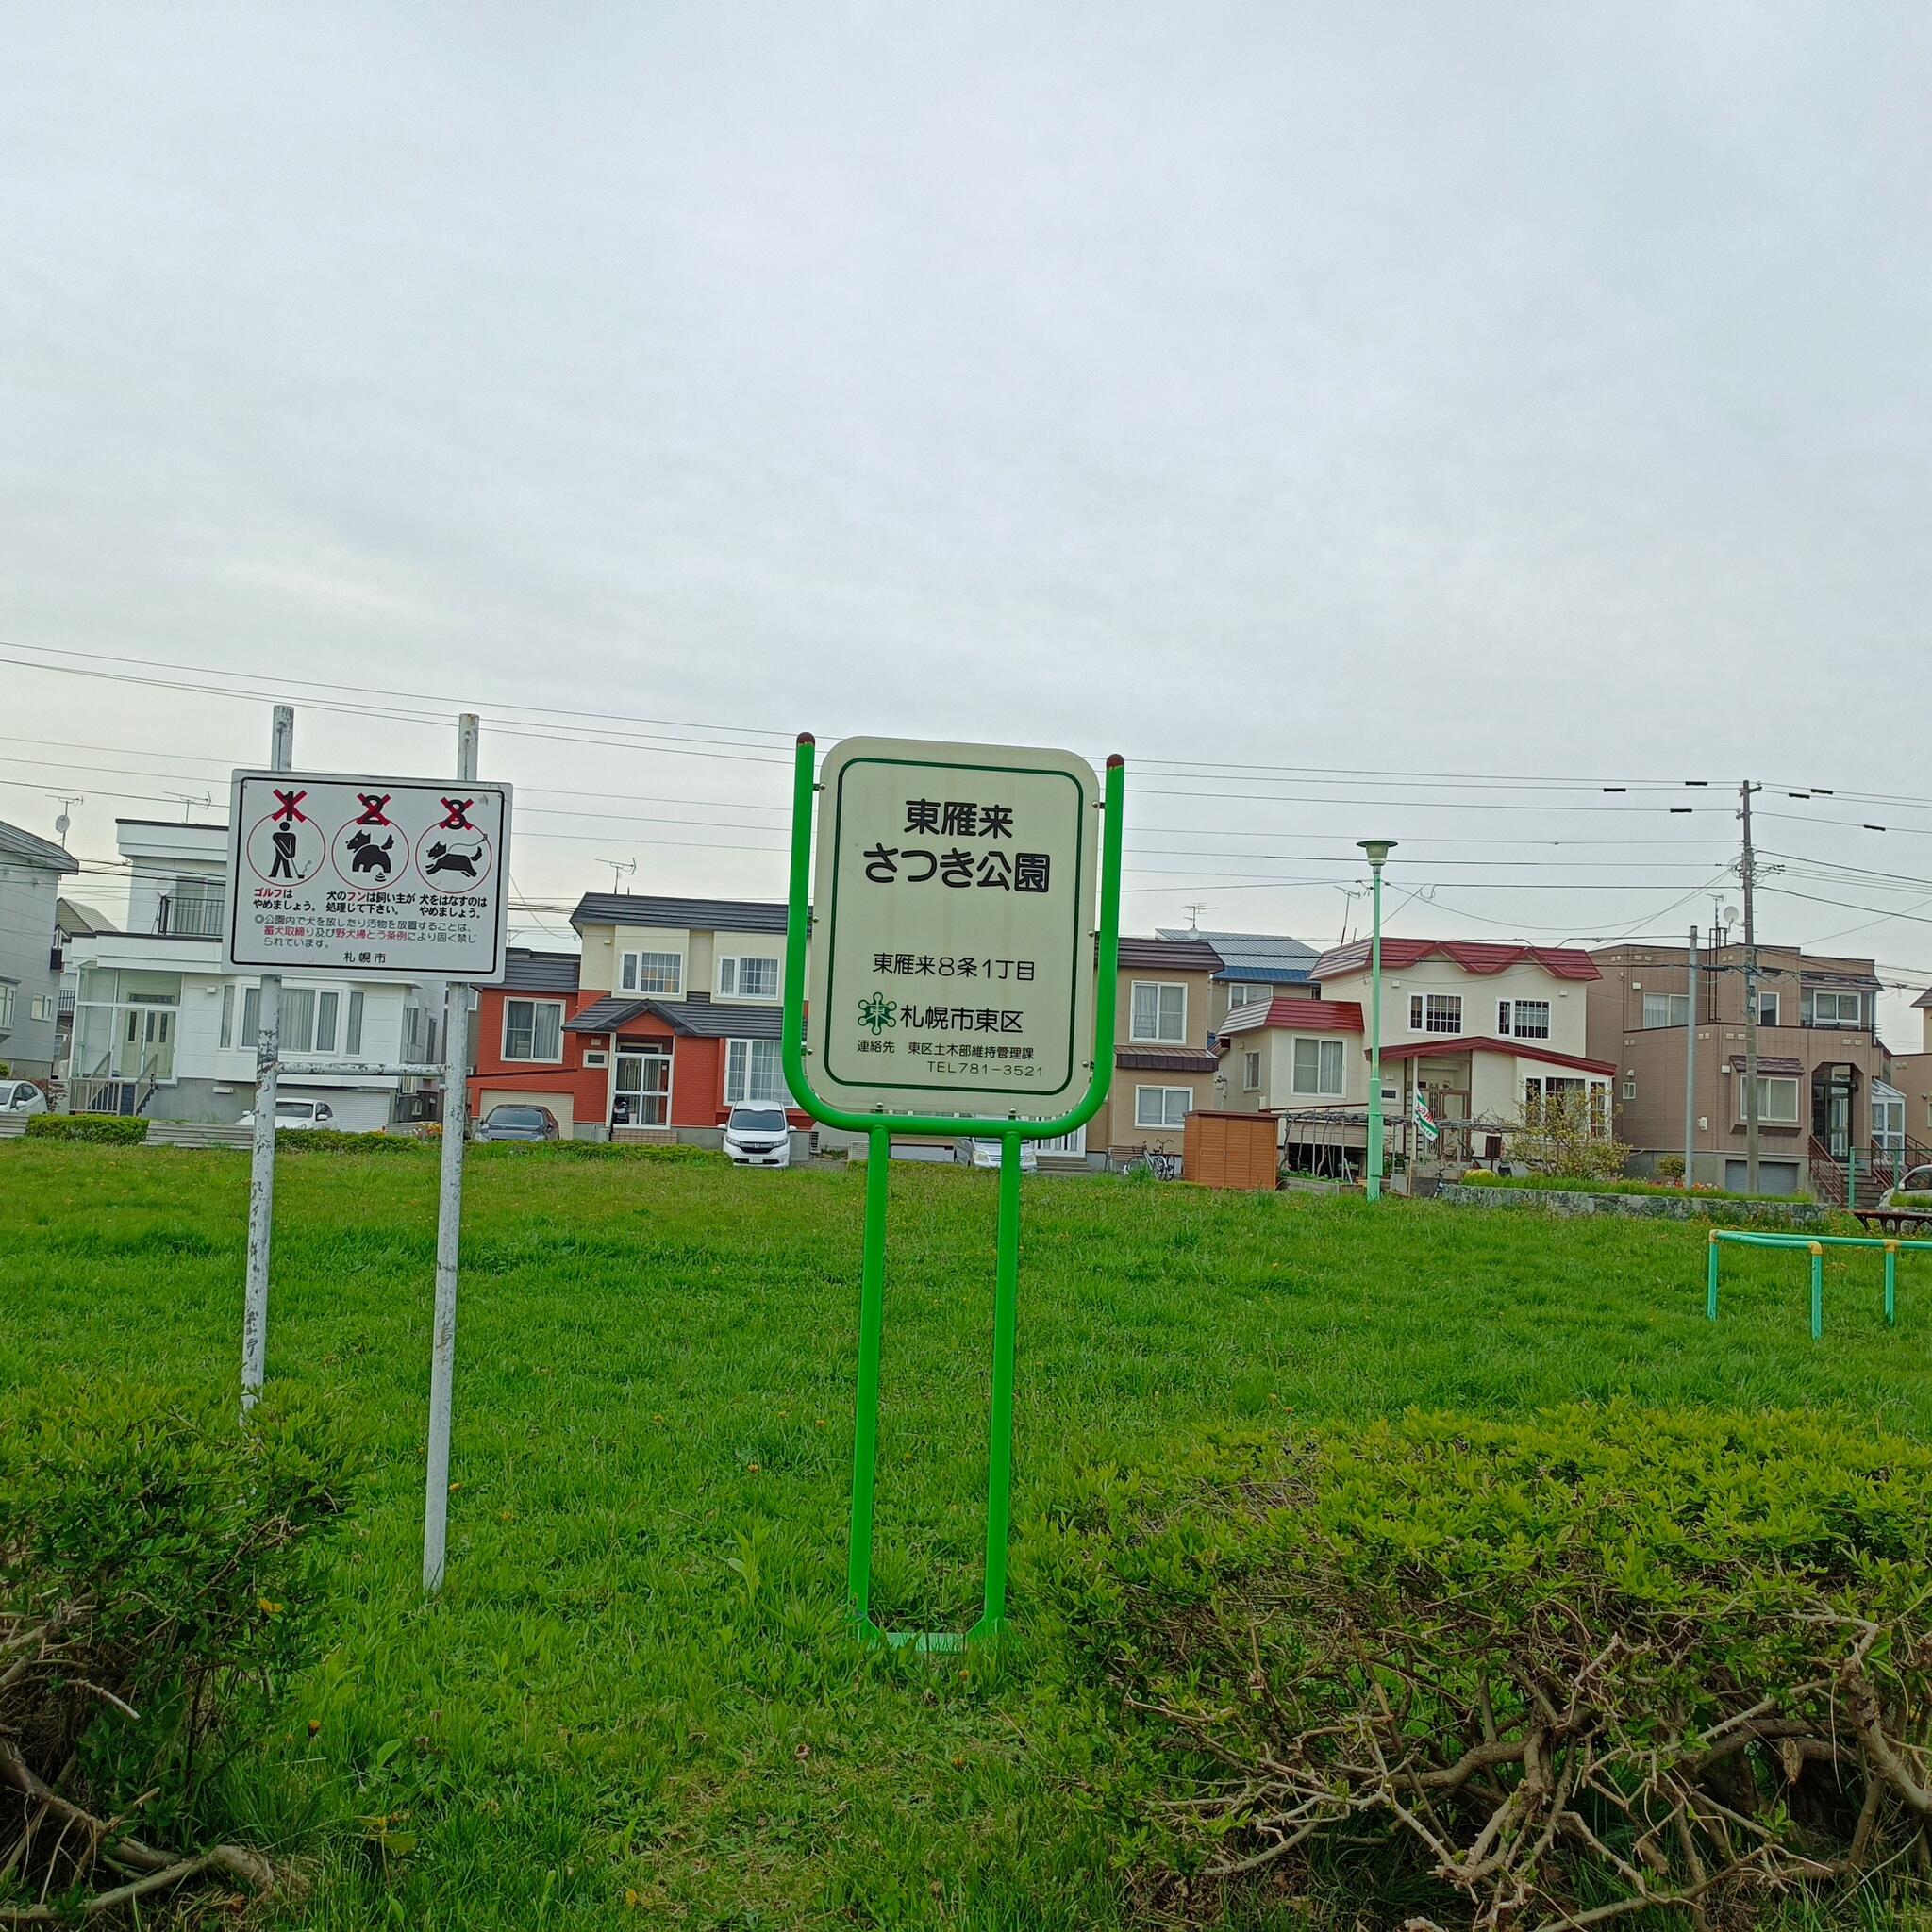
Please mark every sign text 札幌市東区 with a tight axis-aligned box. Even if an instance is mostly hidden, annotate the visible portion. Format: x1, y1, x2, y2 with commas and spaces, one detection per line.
808, 738, 1097, 1113
222, 771, 512, 981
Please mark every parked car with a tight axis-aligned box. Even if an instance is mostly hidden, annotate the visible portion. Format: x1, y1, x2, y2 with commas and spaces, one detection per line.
723, 1105, 792, 1168
238, 1097, 337, 1131
0, 1080, 48, 1116
1877, 1164, 1932, 1208
475, 1104, 561, 1143
967, 1138, 1039, 1173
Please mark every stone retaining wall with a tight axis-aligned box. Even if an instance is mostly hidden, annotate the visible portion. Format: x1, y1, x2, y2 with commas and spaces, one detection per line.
1436, 1183, 1829, 1228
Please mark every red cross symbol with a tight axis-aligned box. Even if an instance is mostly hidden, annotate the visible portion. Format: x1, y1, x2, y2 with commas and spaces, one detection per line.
271, 788, 308, 823
355, 793, 392, 825
439, 797, 475, 830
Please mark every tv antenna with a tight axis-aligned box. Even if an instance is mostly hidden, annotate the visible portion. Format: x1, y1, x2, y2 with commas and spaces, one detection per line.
600, 858, 638, 895
1181, 901, 1214, 934
50, 794, 84, 841
163, 791, 213, 822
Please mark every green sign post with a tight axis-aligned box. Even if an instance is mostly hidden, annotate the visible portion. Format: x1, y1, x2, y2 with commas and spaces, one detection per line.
782, 733, 1124, 1650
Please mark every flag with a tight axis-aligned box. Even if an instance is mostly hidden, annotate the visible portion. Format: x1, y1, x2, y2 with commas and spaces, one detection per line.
1411, 1088, 1440, 1144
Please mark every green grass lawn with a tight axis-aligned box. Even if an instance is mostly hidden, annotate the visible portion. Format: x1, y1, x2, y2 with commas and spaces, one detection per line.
4, 1142, 1929, 1930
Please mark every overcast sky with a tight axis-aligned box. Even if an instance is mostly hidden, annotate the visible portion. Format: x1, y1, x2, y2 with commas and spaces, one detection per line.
4, 6, 1930, 1031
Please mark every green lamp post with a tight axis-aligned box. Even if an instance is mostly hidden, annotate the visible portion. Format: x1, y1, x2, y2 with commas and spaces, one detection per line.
1358, 839, 1397, 1200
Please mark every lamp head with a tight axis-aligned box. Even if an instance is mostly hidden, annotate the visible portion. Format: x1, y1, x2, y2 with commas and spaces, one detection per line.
1357, 838, 1396, 867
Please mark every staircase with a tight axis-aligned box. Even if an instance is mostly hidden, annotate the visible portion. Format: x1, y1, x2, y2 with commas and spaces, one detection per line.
0, 1115, 27, 1141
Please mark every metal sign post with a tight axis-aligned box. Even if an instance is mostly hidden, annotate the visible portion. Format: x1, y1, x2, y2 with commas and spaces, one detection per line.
223, 717, 507, 1596
782, 733, 1124, 1649
423, 712, 479, 1594
241, 704, 294, 1416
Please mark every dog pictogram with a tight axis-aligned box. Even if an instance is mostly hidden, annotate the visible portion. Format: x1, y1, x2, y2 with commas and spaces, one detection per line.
346, 829, 396, 877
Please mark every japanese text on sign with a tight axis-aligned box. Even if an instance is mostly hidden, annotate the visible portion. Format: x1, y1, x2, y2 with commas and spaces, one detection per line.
806, 739, 1097, 1113
223, 771, 512, 981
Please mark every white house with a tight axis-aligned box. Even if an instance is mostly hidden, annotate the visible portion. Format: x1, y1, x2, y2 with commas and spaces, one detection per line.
60, 819, 436, 1130
1218, 939, 1617, 1169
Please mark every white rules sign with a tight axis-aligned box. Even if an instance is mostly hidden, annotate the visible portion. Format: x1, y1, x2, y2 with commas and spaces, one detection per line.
223, 770, 512, 981
807, 737, 1098, 1113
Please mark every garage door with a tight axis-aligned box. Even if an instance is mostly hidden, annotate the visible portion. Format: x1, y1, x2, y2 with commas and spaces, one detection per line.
1724, 1158, 1802, 1197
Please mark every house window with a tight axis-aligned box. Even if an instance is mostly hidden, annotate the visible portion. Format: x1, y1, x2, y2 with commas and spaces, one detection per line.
1755, 991, 1781, 1026
620, 951, 682, 995
1225, 983, 1267, 1010
346, 991, 364, 1057
1134, 1085, 1191, 1130
718, 956, 780, 1000
1291, 1036, 1345, 1097
1740, 1075, 1801, 1124
1242, 1049, 1261, 1092
315, 991, 340, 1053
220, 983, 234, 1049
1498, 999, 1550, 1040
1622, 1078, 1637, 1101
0, 983, 13, 1029
1408, 993, 1461, 1034
503, 998, 565, 1062
1130, 981, 1187, 1044
1811, 990, 1862, 1026
725, 1038, 788, 1105
30, 994, 53, 1023
1641, 993, 1690, 1027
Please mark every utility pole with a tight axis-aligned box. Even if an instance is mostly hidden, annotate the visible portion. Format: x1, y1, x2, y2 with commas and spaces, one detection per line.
1682, 926, 1698, 1188
1740, 781, 1762, 1194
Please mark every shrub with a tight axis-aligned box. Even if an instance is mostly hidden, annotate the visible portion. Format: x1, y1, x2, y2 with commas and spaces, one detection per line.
25, 1111, 148, 1144
0, 1380, 355, 1916
275, 1127, 432, 1154
1655, 1152, 1687, 1182
1507, 1089, 1630, 1183
1458, 1168, 1501, 1187
1037, 1404, 1932, 1928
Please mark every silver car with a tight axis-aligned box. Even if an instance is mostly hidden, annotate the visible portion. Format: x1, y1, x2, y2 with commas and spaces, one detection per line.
723, 1105, 792, 1168
0, 1080, 48, 1117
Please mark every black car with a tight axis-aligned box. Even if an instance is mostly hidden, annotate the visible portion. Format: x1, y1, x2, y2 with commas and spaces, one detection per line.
475, 1104, 562, 1143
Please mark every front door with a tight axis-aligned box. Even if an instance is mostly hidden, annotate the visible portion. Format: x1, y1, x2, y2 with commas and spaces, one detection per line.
613, 1049, 672, 1127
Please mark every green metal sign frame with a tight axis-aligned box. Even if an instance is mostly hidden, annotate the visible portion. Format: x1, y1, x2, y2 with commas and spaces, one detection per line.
782, 733, 1124, 1650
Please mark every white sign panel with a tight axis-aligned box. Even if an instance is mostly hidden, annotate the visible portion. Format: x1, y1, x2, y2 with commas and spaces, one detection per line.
808, 737, 1097, 1114
223, 770, 512, 981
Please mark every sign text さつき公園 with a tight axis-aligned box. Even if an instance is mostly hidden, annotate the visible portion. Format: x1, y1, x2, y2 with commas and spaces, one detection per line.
222, 770, 512, 981
807, 739, 1097, 1113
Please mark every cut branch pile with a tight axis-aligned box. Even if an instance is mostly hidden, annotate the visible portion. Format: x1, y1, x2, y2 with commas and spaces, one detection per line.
1039, 1403, 1932, 1928
0, 1384, 352, 1921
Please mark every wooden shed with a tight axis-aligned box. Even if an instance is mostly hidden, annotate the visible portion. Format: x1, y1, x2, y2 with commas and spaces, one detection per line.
1182, 1109, 1280, 1191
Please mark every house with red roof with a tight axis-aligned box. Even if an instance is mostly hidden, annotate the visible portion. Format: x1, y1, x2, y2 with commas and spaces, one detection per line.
1217, 938, 1617, 1172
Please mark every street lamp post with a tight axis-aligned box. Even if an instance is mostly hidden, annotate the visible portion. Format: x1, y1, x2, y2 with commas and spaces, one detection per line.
1358, 840, 1397, 1201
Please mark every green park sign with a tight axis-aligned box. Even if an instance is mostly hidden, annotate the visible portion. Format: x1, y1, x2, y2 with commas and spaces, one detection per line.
783, 733, 1124, 1648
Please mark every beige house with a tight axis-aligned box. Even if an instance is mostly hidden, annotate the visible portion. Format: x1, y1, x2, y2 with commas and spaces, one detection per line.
1588, 941, 1898, 1194
1894, 990, 1932, 1163
1077, 936, 1225, 1163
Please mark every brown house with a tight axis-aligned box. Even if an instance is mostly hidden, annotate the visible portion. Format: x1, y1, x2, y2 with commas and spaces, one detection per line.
1587, 941, 1897, 1196
1891, 989, 1932, 1161
1079, 936, 1225, 1163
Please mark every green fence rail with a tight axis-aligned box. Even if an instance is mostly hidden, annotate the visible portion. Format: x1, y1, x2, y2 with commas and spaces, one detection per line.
1706, 1227, 1932, 1339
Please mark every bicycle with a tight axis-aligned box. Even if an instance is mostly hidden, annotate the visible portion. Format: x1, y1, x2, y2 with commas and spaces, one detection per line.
1122, 1144, 1183, 1180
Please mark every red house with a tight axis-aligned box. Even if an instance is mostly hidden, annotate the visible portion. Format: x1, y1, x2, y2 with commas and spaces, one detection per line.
468, 895, 808, 1142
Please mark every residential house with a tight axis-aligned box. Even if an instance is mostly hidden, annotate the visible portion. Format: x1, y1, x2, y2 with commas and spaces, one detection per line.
1588, 941, 1898, 1196
1892, 989, 1932, 1164
466, 948, 600, 1135
0, 819, 78, 1077
1079, 935, 1225, 1163
59, 819, 435, 1129
556, 892, 809, 1143
1158, 927, 1318, 1030
53, 897, 114, 1070
1220, 939, 1613, 1174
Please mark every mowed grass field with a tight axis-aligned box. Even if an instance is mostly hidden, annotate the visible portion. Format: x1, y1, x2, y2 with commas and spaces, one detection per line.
5, 1141, 1931, 1930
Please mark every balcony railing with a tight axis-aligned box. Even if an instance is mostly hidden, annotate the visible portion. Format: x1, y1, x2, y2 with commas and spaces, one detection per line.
155, 891, 223, 938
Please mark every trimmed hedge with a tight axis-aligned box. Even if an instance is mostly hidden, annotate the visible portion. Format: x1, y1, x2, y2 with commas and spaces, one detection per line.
0, 1380, 355, 1913
25, 1111, 148, 1144
275, 1127, 433, 1154
1036, 1404, 1932, 1927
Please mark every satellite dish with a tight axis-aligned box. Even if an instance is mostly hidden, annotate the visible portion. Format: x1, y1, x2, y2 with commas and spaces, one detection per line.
53, 814, 69, 838
1723, 905, 1741, 925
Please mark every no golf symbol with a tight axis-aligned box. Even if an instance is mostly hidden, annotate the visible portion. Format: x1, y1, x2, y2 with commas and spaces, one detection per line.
243, 788, 326, 886
329, 792, 405, 893
414, 796, 494, 893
